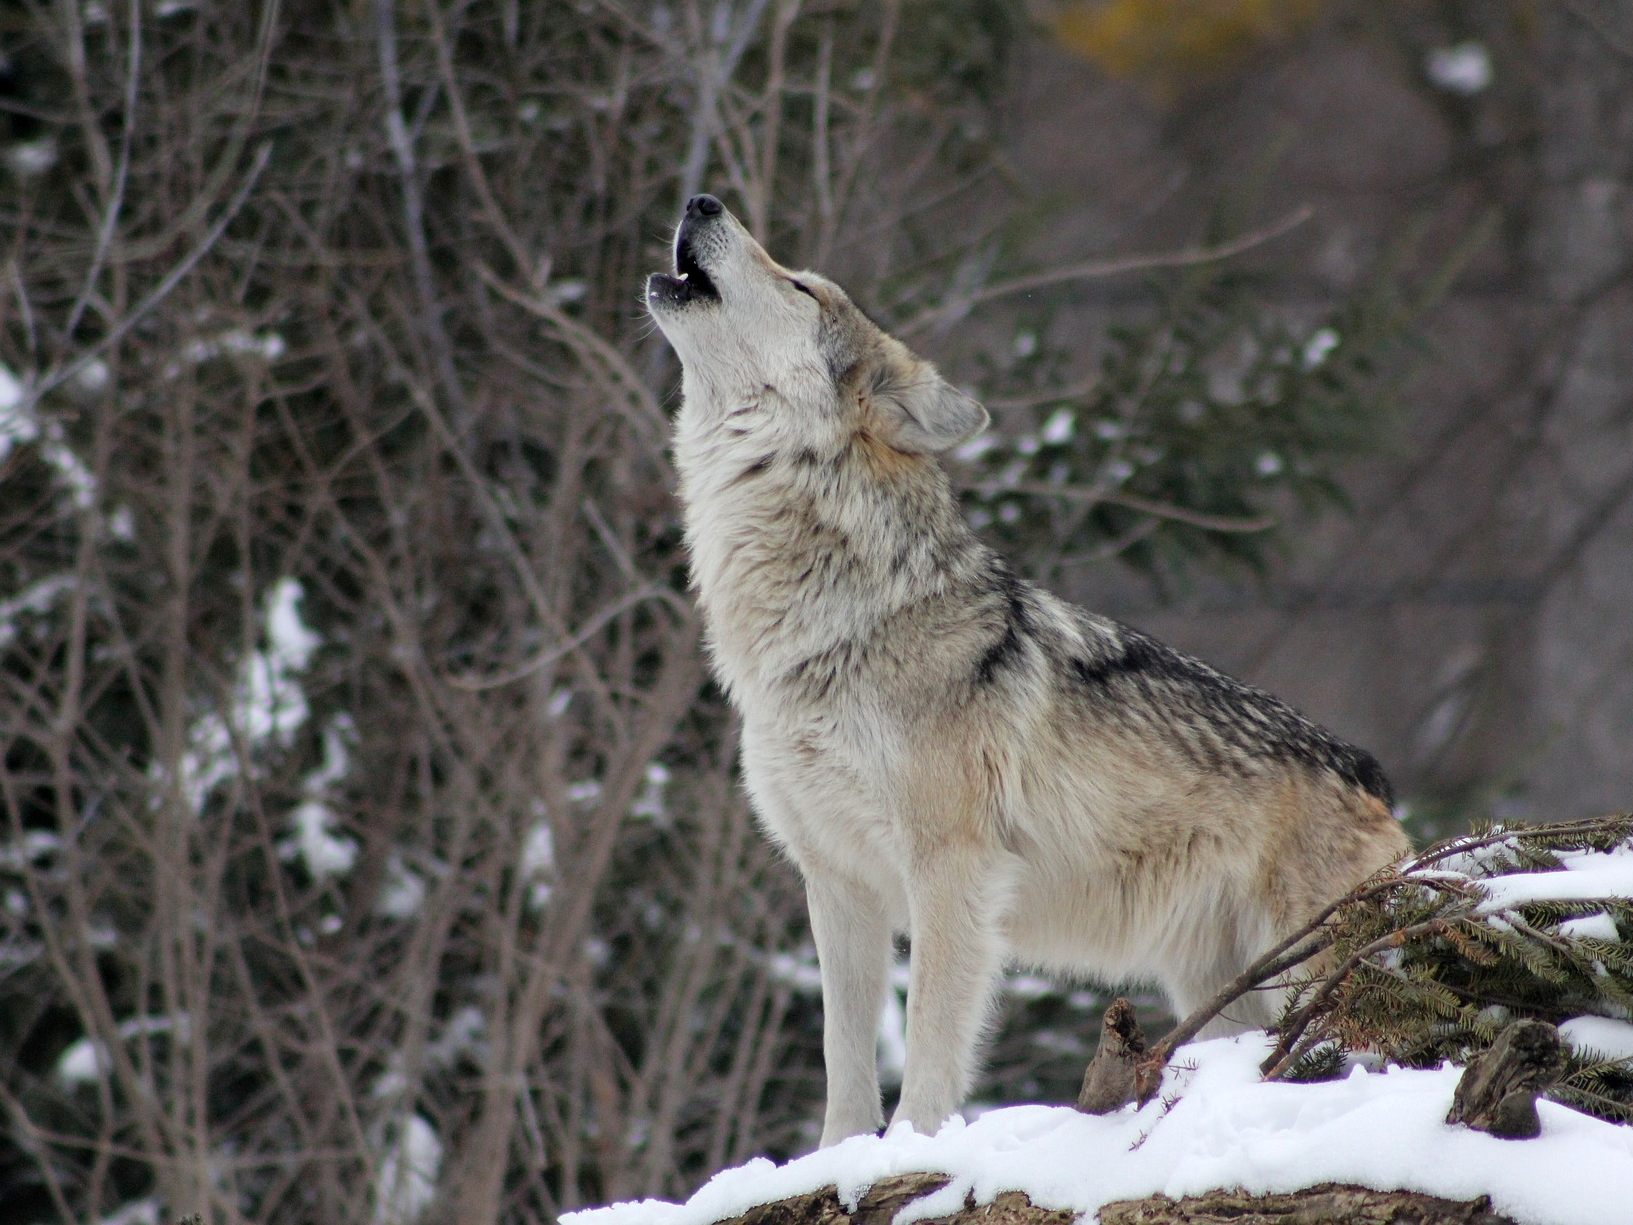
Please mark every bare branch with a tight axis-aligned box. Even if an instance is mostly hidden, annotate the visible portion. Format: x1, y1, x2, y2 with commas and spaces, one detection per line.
898, 206, 1314, 338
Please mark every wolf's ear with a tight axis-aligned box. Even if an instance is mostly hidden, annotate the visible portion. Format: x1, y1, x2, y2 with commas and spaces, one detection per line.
870, 361, 990, 454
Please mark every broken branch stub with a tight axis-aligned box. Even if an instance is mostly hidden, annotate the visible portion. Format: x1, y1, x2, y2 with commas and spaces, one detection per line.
1076, 997, 1154, 1114
1446, 1019, 1566, 1140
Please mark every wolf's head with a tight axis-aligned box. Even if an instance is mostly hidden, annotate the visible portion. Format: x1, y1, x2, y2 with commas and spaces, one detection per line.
646, 195, 987, 455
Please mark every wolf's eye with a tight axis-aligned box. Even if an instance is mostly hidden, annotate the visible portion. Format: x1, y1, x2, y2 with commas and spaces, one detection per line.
789, 279, 817, 300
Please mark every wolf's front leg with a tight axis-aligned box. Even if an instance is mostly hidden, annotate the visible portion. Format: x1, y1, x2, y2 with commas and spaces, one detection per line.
806, 873, 890, 1146
892, 843, 1010, 1135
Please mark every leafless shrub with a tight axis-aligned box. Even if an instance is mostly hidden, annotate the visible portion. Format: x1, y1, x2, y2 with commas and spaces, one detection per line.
0, 2, 1025, 1221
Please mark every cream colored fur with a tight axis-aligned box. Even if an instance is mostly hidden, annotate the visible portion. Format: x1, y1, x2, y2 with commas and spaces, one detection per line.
645, 197, 1409, 1146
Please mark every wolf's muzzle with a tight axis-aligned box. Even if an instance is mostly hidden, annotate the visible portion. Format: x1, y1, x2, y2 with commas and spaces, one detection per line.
647, 194, 725, 308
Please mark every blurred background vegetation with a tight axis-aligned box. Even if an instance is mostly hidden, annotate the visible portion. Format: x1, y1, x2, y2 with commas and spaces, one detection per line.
1, 1, 1629, 1221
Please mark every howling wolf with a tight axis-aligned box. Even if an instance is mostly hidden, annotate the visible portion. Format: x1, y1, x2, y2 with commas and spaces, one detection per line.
645, 193, 1408, 1145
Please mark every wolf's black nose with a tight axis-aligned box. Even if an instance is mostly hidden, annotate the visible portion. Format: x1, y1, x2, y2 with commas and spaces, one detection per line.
686, 194, 723, 218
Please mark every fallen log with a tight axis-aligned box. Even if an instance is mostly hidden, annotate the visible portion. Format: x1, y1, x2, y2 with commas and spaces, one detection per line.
711, 1175, 1519, 1224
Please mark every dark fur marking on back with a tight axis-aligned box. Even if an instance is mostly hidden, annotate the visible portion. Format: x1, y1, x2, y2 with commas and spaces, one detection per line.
974, 564, 1033, 685
1071, 625, 1395, 806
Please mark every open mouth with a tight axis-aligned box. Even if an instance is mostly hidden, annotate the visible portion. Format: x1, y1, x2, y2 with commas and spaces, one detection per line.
647, 232, 720, 308
678, 236, 720, 299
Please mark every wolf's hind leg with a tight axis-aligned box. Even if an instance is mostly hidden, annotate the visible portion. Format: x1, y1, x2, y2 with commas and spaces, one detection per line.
892, 843, 1013, 1136
808, 873, 891, 1147
1164, 913, 1284, 1038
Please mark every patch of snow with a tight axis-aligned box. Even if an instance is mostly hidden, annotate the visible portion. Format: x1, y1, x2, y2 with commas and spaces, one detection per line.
5, 136, 58, 177
1255, 451, 1285, 478
767, 949, 822, 993
58, 1036, 110, 1084
951, 434, 997, 463
46, 436, 97, 509
266, 577, 320, 671
98, 1199, 160, 1225
59, 1014, 190, 1085
0, 375, 89, 511
550, 279, 587, 306
376, 854, 426, 919
1426, 43, 1492, 95
371, 1062, 410, 1104
1039, 409, 1074, 446
1560, 1016, 1633, 1061
428, 1006, 487, 1066
567, 779, 603, 805
287, 800, 357, 878
1004, 974, 1059, 1001
631, 762, 671, 822
0, 575, 77, 650
0, 829, 64, 870
1301, 327, 1340, 370
179, 329, 287, 370
522, 816, 554, 874
563, 1033, 1633, 1225
73, 358, 111, 393
0, 364, 26, 417
373, 1113, 442, 1225
1559, 912, 1620, 942
877, 985, 907, 1087
182, 578, 322, 813
1101, 457, 1134, 485
233, 599, 312, 743
1477, 849, 1633, 913
280, 719, 357, 880
523, 815, 555, 910
1434, 835, 1522, 877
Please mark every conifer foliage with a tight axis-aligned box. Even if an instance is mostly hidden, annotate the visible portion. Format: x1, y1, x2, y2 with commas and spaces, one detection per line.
1262, 814, 1633, 1123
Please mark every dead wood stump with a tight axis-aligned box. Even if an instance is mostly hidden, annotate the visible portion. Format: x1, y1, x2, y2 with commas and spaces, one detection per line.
1075, 996, 1153, 1115
1446, 1019, 1566, 1139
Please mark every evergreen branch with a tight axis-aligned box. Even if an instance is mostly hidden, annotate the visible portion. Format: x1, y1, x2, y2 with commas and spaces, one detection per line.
1262, 918, 1454, 1081
1131, 868, 1424, 1093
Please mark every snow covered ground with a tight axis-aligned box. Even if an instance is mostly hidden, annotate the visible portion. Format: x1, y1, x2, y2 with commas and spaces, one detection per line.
566, 1031, 1633, 1225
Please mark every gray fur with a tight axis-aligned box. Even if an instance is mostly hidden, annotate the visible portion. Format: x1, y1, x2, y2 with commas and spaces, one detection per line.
646, 199, 1409, 1145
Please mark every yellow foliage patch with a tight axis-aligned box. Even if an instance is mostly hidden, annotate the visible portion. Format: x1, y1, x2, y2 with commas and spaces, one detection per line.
1052, 0, 1323, 89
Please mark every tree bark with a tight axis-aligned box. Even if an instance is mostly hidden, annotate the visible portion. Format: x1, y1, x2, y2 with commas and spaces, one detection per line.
710, 1174, 1520, 1224
1446, 1020, 1565, 1140
1097, 1183, 1518, 1224
1076, 996, 1150, 1115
